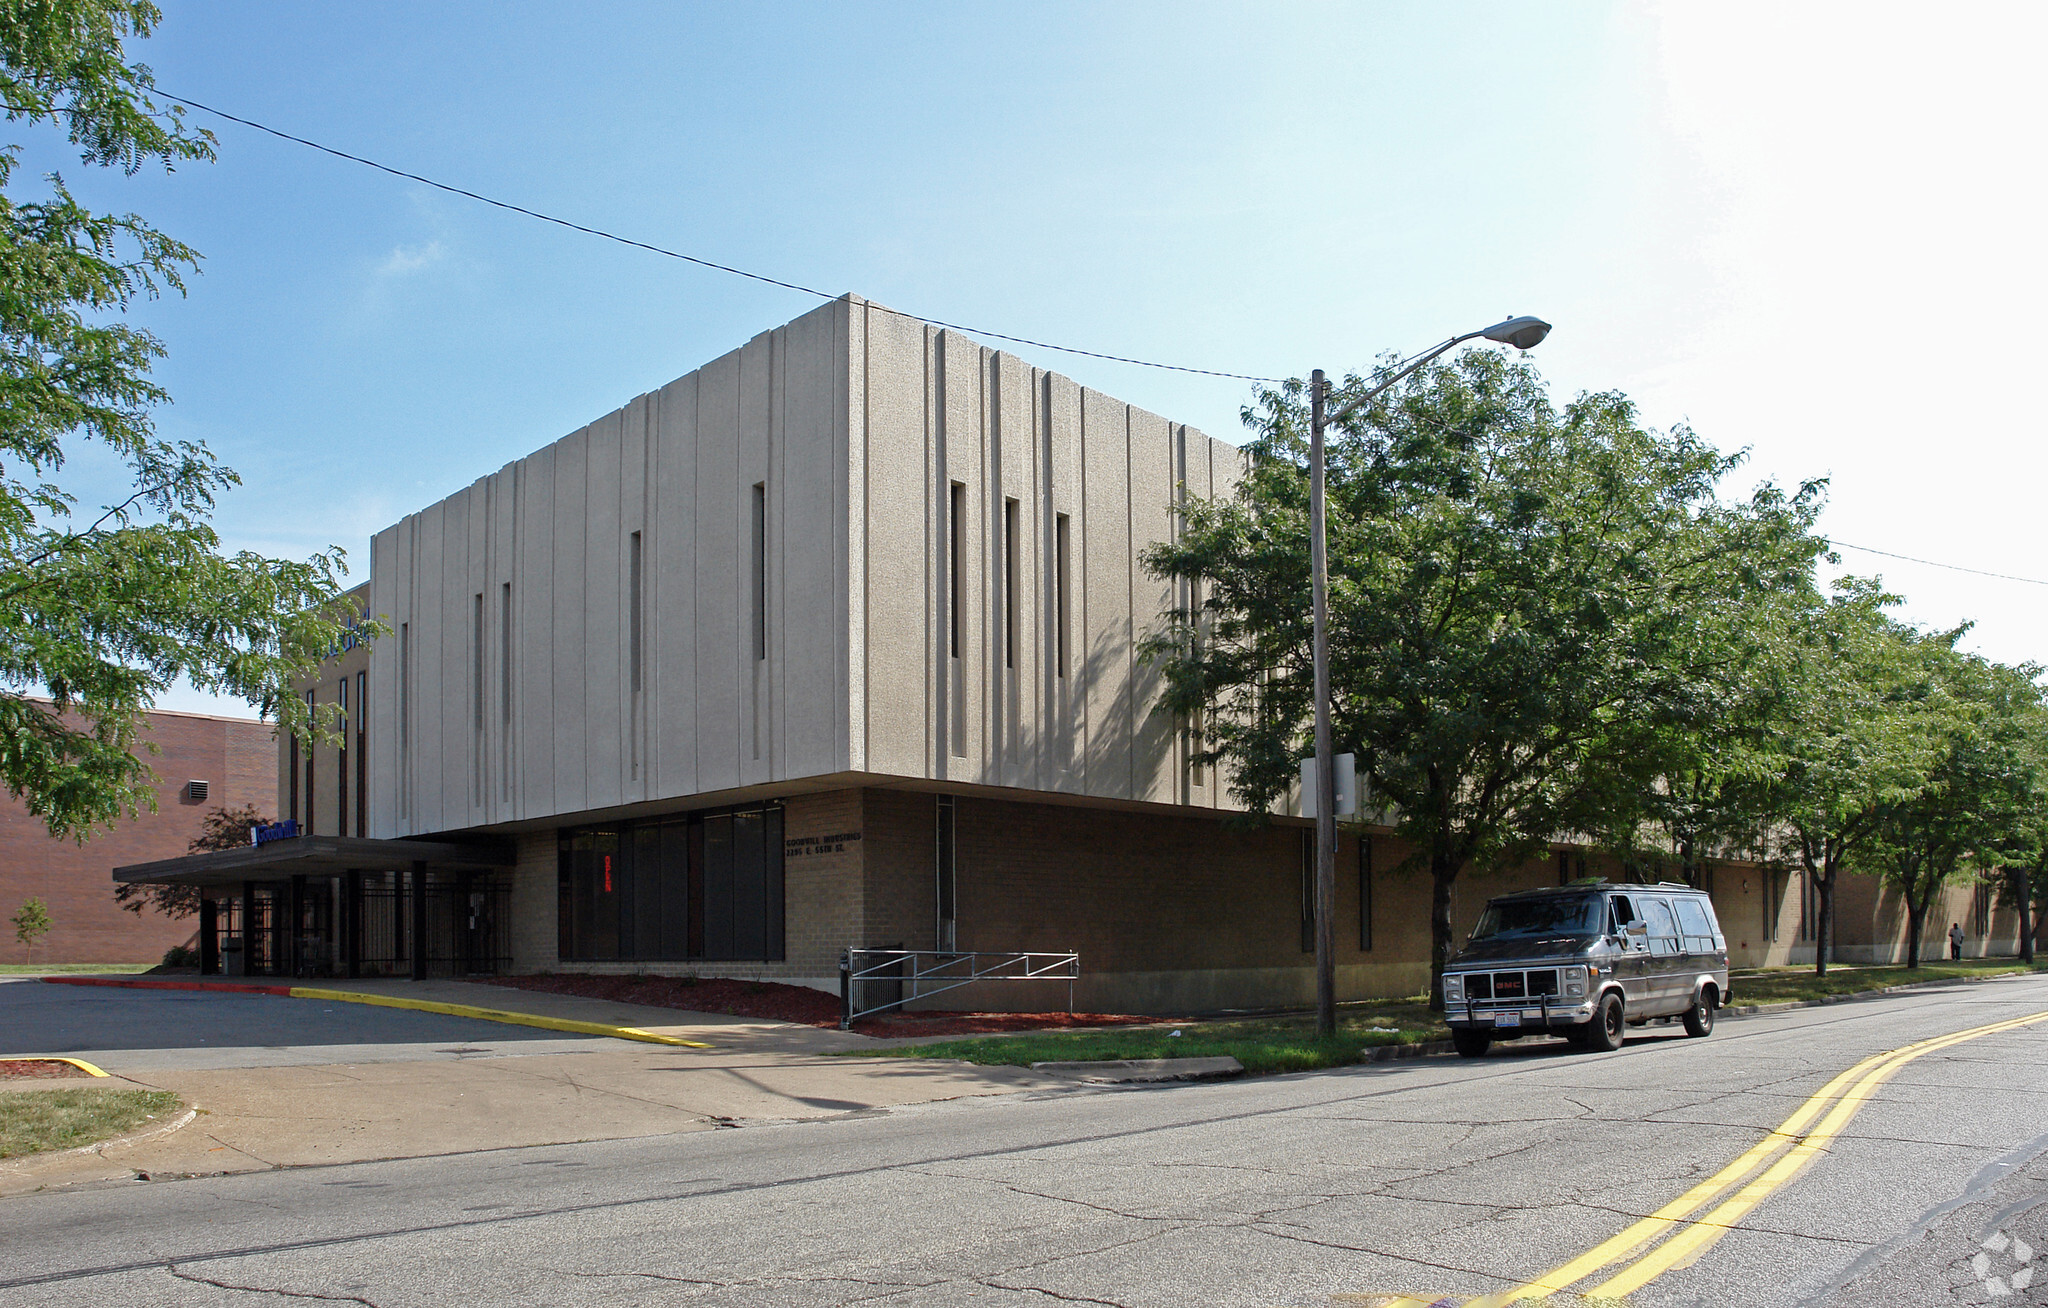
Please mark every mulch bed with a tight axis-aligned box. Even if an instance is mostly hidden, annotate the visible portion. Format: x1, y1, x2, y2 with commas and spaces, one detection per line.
482, 973, 1154, 1037
0, 1059, 90, 1080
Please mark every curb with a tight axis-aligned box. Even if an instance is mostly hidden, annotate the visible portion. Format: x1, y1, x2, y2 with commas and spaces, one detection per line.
1721, 967, 2044, 1019
1032, 1055, 1245, 1083
64, 1107, 198, 1157
1358, 1039, 1455, 1062
0, 1056, 109, 1078
40, 976, 709, 1049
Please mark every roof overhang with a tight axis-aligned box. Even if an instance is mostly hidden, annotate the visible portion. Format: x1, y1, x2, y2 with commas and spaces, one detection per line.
113, 835, 517, 887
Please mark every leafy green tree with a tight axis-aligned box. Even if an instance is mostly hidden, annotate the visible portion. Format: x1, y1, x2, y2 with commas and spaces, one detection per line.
1585, 587, 1811, 889
0, 2, 364, 839
1144, 350, 1823, 1004
11, 895, 51, 962
1764, 580, 1938, 976
1978, 666, 2048, 965
1851, 639, 2021, 969
112, 800, 268, 919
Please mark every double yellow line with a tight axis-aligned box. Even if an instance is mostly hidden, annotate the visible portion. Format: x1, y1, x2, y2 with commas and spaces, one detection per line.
1466, 1007, 2048, 1304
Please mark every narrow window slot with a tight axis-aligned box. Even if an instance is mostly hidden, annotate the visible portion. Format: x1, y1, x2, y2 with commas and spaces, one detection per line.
500, 583, 512, 724
1054, 513, 1069, 679
751, 484, 767, 662
473, 592, 486, 805
629, 532, 644, 692
304, 688, 316, 836
337, 676, 349, 837
398, 621, 409, 820
472, 593, 485, 732
1003, 497, 1019, 670
356, 669, 367, 837
948, 482, 965, 660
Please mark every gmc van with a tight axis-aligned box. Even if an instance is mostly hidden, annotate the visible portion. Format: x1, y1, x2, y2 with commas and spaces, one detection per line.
1441, 882, 1730, 1057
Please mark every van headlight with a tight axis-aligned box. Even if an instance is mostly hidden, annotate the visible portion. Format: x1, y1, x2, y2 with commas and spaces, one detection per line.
1565, 967, 1586, 998
1443, 974, 1464, 1003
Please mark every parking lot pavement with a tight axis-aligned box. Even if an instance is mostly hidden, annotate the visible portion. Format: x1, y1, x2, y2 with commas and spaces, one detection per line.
0, 980, 1054, 1197
1, 977, 628, 1070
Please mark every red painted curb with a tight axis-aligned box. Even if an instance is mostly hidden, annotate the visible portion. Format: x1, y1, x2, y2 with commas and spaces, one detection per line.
40, 976, 292, 996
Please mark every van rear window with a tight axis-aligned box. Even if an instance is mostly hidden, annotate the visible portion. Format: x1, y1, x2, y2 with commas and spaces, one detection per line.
1674, 897, 1718, 949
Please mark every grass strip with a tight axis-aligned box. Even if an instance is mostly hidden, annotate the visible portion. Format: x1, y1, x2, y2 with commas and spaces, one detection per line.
1731, 959, 2048, 1005
847, 999, 1450, 1076
0, 1087, 183, 1159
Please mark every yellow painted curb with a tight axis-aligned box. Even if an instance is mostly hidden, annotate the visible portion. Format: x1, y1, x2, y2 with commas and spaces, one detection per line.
1, 1055, 109, 1077
286, 987, 711, 1048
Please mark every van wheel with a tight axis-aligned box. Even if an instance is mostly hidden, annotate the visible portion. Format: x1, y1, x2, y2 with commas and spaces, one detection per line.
1683, 988, 1716, 1038
1577, 993, 1625, 1052
1452, 1028, 1492, 1058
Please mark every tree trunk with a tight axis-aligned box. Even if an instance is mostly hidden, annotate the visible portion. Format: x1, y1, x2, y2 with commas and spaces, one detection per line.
2016, 865, 2036, 965
1427, 850, 1460, 1011
1815, 855, 1837, 977
1800, 839, 1828, 977
1903, 875, 1926, 971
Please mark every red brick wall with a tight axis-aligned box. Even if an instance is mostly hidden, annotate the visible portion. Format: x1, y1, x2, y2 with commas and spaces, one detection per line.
0, 708, 276, 965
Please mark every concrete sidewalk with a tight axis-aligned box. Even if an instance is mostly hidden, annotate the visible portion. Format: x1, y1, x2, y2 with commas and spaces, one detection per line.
1, 977, 1062, 1197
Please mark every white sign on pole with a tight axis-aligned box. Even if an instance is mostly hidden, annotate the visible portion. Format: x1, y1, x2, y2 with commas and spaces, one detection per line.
1299, 752, 1357, 819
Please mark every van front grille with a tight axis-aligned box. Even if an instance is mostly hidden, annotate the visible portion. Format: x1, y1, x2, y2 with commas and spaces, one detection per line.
1458, 969, 1565, 1006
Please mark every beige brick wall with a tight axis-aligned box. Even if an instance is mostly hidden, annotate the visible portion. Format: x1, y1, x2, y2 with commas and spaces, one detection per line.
780, 789, 864, 975
508, 830, 557, 972
860, 789, 937, 952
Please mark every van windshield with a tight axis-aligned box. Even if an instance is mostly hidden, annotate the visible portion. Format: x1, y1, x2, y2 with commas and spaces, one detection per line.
1471, 896, 1603, 940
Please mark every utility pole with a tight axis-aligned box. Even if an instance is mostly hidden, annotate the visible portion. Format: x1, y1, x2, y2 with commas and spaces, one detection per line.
1301, 317, 1552, 1042
1309, 369, 1338, 1038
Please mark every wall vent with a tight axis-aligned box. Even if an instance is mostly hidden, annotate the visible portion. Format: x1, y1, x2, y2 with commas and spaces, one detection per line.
184, 779, 209, 803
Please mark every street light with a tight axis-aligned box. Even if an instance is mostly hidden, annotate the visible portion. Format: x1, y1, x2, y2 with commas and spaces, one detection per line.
1304, 316, 1552, 1038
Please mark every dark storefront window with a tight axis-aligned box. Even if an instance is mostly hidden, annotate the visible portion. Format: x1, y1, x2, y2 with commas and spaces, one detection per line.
559, 804, 784, 962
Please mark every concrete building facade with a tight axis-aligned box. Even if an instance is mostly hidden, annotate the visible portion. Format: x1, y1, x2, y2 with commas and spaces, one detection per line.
112, 297, 2030, 1004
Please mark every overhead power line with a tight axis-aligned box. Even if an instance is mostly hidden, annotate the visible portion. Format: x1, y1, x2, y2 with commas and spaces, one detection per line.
157, 91, 1283, 385
107, 98, 2048, 595
1830, 540, 2048, 587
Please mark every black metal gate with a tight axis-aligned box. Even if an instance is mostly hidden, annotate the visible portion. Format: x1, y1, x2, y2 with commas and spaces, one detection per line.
352, 870, 510, 978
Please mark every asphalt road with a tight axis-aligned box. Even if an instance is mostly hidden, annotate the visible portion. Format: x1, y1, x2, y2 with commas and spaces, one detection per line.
5, 973, 2046, 1308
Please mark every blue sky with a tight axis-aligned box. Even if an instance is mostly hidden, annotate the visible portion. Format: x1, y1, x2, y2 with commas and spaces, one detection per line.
24, 3, 2048, 712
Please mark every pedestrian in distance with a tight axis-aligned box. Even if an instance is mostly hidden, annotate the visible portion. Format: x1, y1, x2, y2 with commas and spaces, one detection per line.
1949, 922, 1965, 960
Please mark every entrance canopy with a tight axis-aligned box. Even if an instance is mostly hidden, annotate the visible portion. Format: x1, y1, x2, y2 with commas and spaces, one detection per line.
113, 834, 515, 887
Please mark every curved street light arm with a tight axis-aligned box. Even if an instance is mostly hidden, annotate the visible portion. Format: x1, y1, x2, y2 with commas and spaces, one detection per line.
1321, 332, 1476, 428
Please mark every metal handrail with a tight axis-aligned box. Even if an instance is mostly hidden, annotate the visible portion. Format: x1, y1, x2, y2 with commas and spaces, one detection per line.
839, 948, 1079, 1029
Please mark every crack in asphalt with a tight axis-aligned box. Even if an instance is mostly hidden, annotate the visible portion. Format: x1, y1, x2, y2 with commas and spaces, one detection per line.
1242, 1221, 1515, 1286
166, 1263, 380, 1305
551, 1262, 958, 1304
975, 1279, 1133, 1305
550, 1266, 729, 1287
